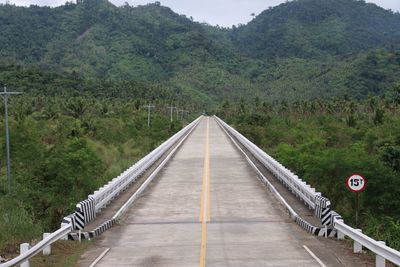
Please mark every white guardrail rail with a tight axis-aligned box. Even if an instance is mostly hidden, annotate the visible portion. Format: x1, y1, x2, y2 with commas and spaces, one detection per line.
0, 116, 202, 267
215, 116, 400, 267
91, 116, 202, 212
0, 225, 71, 267
215, 116, 318, 209
334, 219, 400, 266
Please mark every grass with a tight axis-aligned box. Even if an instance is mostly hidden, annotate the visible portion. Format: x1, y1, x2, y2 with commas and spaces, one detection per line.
0, 197, 43, 257
30, 240, 90, 267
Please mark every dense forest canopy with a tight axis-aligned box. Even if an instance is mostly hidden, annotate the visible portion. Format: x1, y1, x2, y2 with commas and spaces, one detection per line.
0, 0, 399, 102
231, 0, 400, 58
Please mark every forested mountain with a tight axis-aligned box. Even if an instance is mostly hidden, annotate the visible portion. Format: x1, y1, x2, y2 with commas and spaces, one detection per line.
231, 0, 400, 58
0, 0, 232, 79
0, 0, 399, 102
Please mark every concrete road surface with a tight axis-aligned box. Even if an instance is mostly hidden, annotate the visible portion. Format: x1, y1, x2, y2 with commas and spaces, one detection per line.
78, 117, 372, 267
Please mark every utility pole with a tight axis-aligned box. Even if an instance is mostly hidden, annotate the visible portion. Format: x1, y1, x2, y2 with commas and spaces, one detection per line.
143, 104, 155, 128
167, 105, 175, 122
184, 110, 189, 120
0, 87, 22, 193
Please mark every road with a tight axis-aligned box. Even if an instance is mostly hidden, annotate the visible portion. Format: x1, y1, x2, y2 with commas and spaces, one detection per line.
78, 117, 372, 266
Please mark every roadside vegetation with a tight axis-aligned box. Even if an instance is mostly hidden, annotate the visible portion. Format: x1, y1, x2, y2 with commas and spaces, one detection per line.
0, 69, 193, 255
216, 85, 400, 250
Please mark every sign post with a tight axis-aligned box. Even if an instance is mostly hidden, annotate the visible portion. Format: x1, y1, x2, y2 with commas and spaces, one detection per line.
346, 174, 367, 227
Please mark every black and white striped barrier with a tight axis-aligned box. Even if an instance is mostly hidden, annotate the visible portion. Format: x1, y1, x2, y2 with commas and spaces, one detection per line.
90, 219, 115, 238
61, 198, 97, 238
314, 195, 330, 220
295, 217, 337, 238
62, 214, 76, 230
315, 195, 342, 226
74, 198, 96, 230
67, 232, 90, 241
67, 218, 116, 240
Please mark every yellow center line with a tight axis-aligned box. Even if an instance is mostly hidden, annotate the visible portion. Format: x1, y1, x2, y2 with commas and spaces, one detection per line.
199, 117, 211, 267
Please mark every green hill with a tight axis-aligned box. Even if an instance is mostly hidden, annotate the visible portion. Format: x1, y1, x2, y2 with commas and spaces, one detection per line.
0, 0, 399, 103
231, 0, 400, 58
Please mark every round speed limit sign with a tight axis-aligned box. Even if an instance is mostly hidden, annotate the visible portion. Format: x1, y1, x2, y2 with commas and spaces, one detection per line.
346, 174, 366, 192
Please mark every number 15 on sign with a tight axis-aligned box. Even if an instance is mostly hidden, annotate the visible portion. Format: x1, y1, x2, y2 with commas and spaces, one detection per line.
346, 174, 366, 193
346, 174, 367, 227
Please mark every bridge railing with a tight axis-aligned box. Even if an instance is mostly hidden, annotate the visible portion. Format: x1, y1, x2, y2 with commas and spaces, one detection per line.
0, 116, 202, 267
334, 219, 400, 266
67, 116, 202, 231
216, 116, 400, 267
215, 116, 317, 209
91, 116, 201, 212
0, 224, 72, 267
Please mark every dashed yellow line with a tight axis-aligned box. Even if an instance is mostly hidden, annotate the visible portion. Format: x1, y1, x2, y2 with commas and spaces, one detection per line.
199, 117, 211, 267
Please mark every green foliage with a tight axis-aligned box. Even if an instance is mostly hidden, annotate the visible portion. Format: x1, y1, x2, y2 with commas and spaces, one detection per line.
231, 0, 400, 58
254, 50, 400, 101
0, 197, 42, 253
0, 94, 189, 254
218, 93, 400, 250
1, 0, 399, 103
363, 216, 400, 250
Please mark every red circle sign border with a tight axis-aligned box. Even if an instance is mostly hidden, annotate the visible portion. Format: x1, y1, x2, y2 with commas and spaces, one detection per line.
346, 173, 366, 193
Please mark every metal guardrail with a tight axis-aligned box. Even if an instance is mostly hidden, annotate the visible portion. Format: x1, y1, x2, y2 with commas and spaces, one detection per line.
1, 116, 202, 267
215, 116, 338, 239
0, 224, 72, 267
216, 116, 400, 267
91, 116, 203, 212
65, 116, 203, 232
215, 117, 299, 220
112, 117, 200, 221
335, 219, 400, 266
214, 116, 318, 209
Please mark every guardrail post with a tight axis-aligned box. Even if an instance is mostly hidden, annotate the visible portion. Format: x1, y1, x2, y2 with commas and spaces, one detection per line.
60, 223, 69, 240
43, 233, 51, 256
337, 231, 345, 240
337, 229, 345, 240
376, 241, 386, 267
335, 219, 345, 240
20, 243, 30, 267
353, 229, 363, 253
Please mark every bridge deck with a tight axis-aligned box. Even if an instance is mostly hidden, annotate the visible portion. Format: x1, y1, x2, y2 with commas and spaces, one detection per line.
78, 117, 371, 266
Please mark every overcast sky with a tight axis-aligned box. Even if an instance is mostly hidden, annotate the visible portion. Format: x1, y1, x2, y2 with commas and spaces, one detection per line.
1, 0, 399, 26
